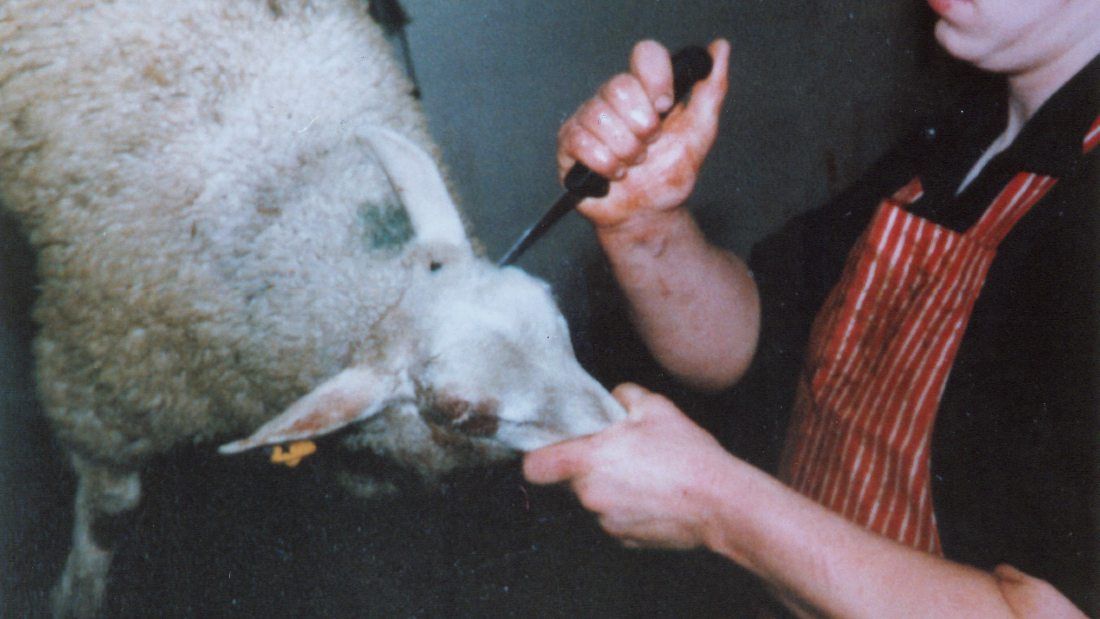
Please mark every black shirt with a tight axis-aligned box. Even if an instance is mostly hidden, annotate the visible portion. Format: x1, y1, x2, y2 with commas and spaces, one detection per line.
741, 54, 1099, 613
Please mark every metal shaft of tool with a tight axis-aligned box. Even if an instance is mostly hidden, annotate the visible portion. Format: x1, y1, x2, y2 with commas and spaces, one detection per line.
498, 45, 713, 266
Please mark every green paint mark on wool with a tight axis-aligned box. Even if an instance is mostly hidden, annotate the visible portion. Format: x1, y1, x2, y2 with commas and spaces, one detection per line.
361, 202, 413, 248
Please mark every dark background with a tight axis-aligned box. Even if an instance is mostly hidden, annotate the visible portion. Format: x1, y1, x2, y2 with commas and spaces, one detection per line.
2, 2, 978, 616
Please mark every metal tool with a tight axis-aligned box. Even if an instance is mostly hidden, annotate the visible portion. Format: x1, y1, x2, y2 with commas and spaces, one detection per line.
498, 45, 714, 266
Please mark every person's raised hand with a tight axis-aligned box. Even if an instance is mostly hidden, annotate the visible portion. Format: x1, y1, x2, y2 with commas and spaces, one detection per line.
556, 39, 730, 231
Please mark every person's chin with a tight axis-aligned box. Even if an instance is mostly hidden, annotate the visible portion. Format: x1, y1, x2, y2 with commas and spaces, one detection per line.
933, 20, 986, 67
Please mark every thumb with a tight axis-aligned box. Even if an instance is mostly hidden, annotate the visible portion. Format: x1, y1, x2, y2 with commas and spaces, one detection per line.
610, 382, 652, 413
522, 436, 593, 485
611, 383, 683, 423
680, 38, 730, 152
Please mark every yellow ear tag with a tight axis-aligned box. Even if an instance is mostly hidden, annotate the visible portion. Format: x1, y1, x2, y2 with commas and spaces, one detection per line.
270, 441, 317, 467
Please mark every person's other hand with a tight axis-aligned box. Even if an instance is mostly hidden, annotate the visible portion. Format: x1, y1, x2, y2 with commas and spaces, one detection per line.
523, 383, 738, 549
556, 39, 730, 231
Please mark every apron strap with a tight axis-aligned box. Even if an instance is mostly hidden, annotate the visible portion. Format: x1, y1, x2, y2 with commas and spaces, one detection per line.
1083, 113, 1100, 155
968, 172, 1058, 247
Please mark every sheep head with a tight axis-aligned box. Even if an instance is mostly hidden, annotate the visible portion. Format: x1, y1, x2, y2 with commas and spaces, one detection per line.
219, 128, 625, 474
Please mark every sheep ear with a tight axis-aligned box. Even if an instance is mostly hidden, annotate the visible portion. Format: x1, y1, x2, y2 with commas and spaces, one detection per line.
218, 367, 406, 455
360, 127, 472, 253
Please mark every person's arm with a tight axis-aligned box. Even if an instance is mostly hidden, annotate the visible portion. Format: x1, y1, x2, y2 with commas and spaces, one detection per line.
559, 39, 759, 391
524, 385, 1088, 618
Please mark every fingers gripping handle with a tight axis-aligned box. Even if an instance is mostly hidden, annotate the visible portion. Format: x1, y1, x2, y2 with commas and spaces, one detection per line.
496, 45, 713, 267
562, 45, 714, 199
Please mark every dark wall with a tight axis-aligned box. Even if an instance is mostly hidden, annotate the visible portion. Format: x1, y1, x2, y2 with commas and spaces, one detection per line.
406, 1, 933, 268
1, 2, 952, 616
400, 0, 949, 466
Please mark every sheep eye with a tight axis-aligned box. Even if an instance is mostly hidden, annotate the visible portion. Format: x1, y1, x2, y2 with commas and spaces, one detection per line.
429, 261, 443, 272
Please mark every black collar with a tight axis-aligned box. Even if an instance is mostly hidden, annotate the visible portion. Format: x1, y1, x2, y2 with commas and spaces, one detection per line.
996, 51, 1100, 178
907, 52, 1099, 231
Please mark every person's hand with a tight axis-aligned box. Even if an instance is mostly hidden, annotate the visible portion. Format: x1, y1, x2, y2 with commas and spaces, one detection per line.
523, 383, 739, 549
556, 39, 730, 231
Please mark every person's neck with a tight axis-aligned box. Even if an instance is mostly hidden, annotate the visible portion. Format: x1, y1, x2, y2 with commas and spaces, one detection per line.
957, 35, 1099, 195
1003, 32, 1100, 143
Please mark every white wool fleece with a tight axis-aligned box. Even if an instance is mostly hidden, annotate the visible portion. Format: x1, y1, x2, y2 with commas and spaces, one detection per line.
0, 0, 447, 465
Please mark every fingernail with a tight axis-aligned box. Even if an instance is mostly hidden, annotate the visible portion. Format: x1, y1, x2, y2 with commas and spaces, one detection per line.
655, 95, 673, 112
613, 166, 626, 180
629, 108, 651, 128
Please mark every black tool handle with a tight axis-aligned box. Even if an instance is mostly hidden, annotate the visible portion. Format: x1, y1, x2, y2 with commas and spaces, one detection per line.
497, 45, 714, 267
562, 45, 714, 199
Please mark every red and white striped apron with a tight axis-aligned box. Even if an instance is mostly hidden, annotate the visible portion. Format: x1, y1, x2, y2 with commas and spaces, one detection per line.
777, 170, 1060, 554
1085, 114, 1100, 154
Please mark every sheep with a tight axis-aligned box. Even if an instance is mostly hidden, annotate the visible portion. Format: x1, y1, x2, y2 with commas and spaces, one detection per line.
0, 1, 626, 616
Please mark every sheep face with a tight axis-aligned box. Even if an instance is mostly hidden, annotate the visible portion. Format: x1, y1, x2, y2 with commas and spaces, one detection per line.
220, 254, 625, 472
406, 257, 626, 453
218, 128, 626, 473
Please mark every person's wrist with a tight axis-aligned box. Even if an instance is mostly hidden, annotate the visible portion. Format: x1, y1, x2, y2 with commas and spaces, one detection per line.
594, 206, 691, 258
696, 457, 762, 565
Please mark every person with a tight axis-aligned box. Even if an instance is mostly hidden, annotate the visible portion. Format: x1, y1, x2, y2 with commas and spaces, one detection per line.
523, 1, 1100, 616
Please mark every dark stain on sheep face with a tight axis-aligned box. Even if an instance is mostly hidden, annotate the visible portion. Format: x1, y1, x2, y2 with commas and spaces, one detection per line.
416, 384, 500, 441
454, 405, 500, 437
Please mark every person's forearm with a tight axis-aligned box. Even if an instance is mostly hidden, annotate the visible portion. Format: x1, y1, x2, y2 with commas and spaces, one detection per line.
699, 458, 1084, 618
597, 207, 759, 391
